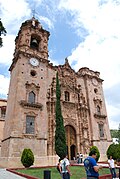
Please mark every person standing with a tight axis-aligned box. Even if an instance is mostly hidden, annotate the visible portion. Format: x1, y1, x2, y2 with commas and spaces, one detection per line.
59, 154, 72, 179
77, 153, 80, 164
84, 150, 102, 179
108, 156, 116, 179
79, 153, 83, 163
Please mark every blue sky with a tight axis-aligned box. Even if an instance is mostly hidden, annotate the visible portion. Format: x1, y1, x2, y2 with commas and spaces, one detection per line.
0, 0, 120, 129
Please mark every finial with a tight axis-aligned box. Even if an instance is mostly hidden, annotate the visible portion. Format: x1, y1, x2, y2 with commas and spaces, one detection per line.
32, 9, 36, 18
32, 7, 37, 27
65, 57, 68, 64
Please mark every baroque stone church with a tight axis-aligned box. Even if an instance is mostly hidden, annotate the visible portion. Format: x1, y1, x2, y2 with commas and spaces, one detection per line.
0, 17, 112, 167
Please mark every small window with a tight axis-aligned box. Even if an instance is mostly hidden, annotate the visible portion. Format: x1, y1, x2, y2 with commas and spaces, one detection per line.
28, 91, 35, 103
99, 124, 104, 137
96, 105, 101, 114
30, 70, 37, 77
1, 108, 6, 118
51, 88, 53, 96
94, 88, 98, 93
65, 91, 70, 101
26, 115, 35, 134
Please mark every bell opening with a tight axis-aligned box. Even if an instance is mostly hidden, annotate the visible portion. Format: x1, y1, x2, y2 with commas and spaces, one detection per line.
30, 38, 39, 50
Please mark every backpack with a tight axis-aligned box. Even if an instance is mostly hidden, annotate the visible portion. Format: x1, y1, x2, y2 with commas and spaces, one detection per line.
57, 164, 60, 173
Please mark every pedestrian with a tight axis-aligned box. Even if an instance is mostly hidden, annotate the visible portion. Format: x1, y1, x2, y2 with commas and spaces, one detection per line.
59, 154, 72, 179
84, 150, 102, 179
77, 153, 80, 164
79, 153, 83, 163
108, 155, 116, 179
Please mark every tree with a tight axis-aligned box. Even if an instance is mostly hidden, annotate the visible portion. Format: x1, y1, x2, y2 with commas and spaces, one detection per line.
21, 148, 34, 168
89, 146, 100, 162
110, 129, 118, 138
116, 123, 120, 144
107, 143, 116, 160
55, 72, 67, 159
0, 19, 7, 47
107, 143, 120, 160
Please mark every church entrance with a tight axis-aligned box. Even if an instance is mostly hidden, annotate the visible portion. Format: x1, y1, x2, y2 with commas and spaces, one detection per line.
65, 125, 76, 160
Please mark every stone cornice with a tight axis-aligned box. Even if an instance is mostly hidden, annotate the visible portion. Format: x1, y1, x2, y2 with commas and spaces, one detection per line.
20, 100, 43, 110
94, 113, 107, 119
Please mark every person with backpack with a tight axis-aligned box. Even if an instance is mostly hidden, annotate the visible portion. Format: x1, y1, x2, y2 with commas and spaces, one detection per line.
59, 154, 72, 179
84, 150, 102, 179
57, 158, 63, 179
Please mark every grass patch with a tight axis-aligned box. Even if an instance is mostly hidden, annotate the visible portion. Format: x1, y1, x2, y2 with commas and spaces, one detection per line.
16, 166, 116, 179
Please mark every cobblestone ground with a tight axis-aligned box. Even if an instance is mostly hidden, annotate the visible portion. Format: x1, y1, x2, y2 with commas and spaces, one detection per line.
0, 169, 27, 179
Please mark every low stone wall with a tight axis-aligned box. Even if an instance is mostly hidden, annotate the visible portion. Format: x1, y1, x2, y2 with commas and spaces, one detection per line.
99, 174, 112, 179
0, 155, 59, 168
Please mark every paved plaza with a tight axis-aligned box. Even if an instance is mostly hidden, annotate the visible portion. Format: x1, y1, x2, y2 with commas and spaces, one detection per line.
0, 169, 26, 179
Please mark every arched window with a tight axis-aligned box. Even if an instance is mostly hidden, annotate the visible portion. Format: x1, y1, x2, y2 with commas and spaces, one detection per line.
96, 105, 101, 114
65, 91, 70, 101
30, 36, 39, 50
28, 91, 35, 103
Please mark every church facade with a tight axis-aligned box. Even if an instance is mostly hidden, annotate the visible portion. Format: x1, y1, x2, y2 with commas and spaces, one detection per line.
0, 18, 112, 167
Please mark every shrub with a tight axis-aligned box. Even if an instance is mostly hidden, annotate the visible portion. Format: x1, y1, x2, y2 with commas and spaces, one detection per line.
21, 148, 34, 168
89, 146, 100, 162
107, 143, 120, 160
107, 143, 116, 159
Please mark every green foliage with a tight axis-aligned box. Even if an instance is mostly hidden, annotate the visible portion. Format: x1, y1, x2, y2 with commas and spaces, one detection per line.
110, 124, 120, 144
0, 19, 7, 47
89, 146, 100, 162
21, 148, 34, 168
55, 72, 67, 159
110, 129, 118, 138
116, 123, 120, 144
107, 143, 120, 160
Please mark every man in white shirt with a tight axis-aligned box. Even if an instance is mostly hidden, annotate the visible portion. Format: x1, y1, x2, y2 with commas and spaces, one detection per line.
108, 155, 116, 178
59, 155, 72, 179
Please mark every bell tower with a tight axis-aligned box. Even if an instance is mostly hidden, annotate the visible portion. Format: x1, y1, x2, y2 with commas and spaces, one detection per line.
1, 17, 52, 167
14, 17, 49, 61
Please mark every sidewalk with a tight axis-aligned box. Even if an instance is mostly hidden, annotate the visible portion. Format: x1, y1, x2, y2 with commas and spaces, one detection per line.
0, 168, 27, 179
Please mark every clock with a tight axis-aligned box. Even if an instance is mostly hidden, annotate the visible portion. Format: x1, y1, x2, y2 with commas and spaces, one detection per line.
92, 78, 98, 86
29, 58, 39, 67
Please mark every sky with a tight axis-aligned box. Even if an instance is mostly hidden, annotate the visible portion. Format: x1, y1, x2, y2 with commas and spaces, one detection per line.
0, 0, 120, 130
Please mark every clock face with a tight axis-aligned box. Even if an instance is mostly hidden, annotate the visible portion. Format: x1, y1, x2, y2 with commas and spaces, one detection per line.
29, 58, 39, 67
92, 78, 98, 86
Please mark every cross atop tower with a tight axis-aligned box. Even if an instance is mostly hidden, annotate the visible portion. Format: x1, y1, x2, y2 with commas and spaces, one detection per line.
32, 9, 36, 18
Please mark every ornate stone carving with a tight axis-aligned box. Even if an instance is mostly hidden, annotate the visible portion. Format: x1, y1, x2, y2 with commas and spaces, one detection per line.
20, 100, 43, 110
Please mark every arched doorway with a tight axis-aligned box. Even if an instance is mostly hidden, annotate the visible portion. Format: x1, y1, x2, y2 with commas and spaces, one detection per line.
65, 125, 76, 160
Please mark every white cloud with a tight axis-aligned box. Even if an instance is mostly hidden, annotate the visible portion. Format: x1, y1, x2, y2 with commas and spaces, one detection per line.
0, 0, 31, 26
58, 0, 120, 88
68, 34, 120, 89
38, 16, 54, 29
0, 74, 9, 98
0, 35, 15, 65
106, 103, 120, 129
